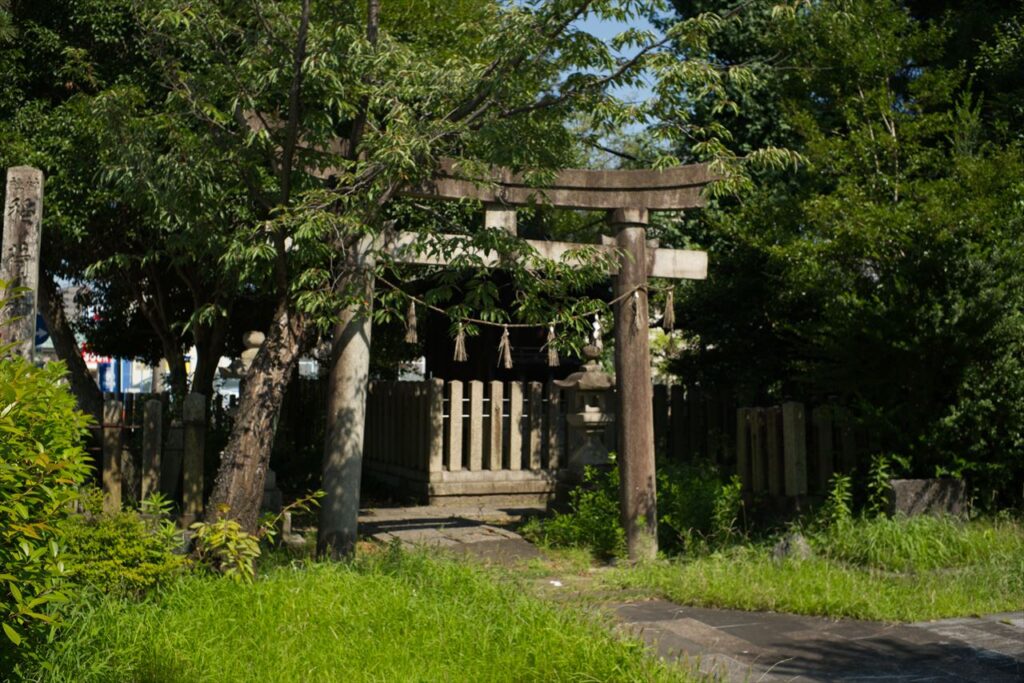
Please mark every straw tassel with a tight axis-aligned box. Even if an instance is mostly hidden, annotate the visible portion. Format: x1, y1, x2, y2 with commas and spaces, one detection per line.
662, 289, 675, 332
632, 290, 642, 332
497, 326, 513, 369
453, 324, 468, 362
546, 325, 559, 367
404, 299, 418, 344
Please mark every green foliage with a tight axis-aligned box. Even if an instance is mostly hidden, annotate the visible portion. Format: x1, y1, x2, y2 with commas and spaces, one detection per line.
819, 473, 854, 529
521, 465, 626, 559
608, 521, 1024, 622
26, 552, 688, 682
811, 513, 1024, 574
658, 463, 742, 553
189, 514, 261, 583
523, 460, 742, 558
191, 492, 323, 582
56, 490, 186, 595
666, 0, 1024, 505
0, 349, 91, 666
865, 454, 909, 517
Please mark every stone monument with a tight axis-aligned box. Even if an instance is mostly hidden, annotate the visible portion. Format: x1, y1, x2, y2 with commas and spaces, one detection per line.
1, 167, 44, 360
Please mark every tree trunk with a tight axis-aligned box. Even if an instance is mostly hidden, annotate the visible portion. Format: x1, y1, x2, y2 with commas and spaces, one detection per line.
206, 298, 306, 531
190, 312, 230, 400
164, 347, 189, 404
318, 277, 373, 560
38, 274, 103, 424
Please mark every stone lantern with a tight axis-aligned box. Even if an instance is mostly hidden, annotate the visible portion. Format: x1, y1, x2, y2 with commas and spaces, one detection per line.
555, 343, 615, 480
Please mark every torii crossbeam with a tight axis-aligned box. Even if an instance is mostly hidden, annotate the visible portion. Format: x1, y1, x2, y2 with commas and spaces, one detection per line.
321, 158, 712, 562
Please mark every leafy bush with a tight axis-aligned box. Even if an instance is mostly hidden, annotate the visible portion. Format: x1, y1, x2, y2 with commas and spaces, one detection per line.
190, 493, 322, 582
522, 459, 739, 558
658, 462, 742, 553
520, 465, 626, 559
190, 513, 262, 582
0, 354, 92, 667
56, 490, 186, 595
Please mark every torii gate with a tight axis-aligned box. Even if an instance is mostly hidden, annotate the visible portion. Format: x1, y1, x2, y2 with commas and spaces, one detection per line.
319, 160, 713, 561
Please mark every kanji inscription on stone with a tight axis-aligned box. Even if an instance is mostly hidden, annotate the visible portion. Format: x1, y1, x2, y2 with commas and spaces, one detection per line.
1, 166, 44, 360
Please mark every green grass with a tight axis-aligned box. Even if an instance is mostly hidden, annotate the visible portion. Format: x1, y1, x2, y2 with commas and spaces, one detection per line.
27, 548, 691, 682
812, 513, 1024, 572
603, 516, 1024, 622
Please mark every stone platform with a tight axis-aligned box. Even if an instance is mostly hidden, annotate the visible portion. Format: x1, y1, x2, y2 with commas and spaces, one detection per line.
358, 504, 545, 563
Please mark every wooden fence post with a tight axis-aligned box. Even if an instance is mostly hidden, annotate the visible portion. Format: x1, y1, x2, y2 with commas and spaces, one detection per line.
546, 382, 563, 470
182, 393, 206, 523
767, 406, 783, 497
528, 382, 543, 470
488, 381, 504, 470
735, 407, 751, 491
141, 398, 162, 500
468, 381, 484, 471
653, 385, 668, 456
508, 381, 524, 471
428, 379, 444, 473
782, 401, 808, 497
813, 406, 835, 493
670, 385, 685, 460
102, 396, 122, 514
751, 408, 767, 493
836, 408, 858, 474
448, 380, 464, 471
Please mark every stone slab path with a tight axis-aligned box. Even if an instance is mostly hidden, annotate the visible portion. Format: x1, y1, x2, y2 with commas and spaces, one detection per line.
359, 507, 1022, 682
614, 600, 1024, 682
358, 504, 545, 563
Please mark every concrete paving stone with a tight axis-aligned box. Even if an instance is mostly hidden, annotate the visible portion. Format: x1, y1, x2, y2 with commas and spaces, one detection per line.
613, 600, 692, 623
969, 618, 1024, 641
695, 653, 763, 681
689, 606, 812, 633
620, 621, 708, 660
660, 618, 763, 655
444, 538, 544, 563
821, 619, 902, 641
923, 624, 1024, 657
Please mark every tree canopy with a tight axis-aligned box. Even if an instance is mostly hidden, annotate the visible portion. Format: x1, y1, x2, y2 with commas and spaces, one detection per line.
665, 0, 1024, 503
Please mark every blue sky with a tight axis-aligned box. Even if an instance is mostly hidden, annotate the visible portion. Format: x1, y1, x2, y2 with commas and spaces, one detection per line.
577, 12, 660, 103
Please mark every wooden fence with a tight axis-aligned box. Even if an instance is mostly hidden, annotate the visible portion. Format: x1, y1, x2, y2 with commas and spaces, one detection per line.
96, 381, 867, 511
363, 379, 568, 502
363, 381, 744, 503
736, 403, 865, 499
98, 392, 214, 521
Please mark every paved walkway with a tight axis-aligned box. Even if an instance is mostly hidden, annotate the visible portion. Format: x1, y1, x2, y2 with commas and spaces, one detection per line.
615, 600, 1023, 682
358, 504, 545, 562
360, 506, 1023, 682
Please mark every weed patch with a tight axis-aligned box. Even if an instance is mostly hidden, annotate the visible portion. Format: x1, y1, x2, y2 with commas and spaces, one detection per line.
27, 549, 692, 682
606, 516, 1024, 622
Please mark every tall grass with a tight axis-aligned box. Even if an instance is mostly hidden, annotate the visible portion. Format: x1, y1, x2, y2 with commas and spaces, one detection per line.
27, 548, 690, 682
812, 514, 1024, 572
606, 516, 1024, 622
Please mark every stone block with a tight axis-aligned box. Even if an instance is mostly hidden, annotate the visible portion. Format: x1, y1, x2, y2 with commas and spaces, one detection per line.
888, 478, 967, 517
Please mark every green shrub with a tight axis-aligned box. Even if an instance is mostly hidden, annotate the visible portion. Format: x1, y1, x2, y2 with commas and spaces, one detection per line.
522, 459, 738, 558
0, 354, 92, 669
658, 461, 740, 553
56, 490, 186, 595
521, 465, 626, 559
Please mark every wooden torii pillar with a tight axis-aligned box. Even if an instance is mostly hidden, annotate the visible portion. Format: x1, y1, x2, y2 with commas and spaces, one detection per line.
319, 161, 713, 561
